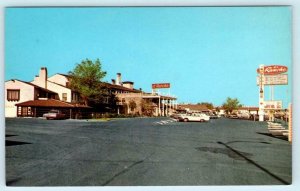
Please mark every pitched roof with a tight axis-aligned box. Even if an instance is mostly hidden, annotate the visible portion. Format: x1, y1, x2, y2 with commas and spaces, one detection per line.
239, 107, 259, 111
10, 79, 58, 94
47, 80, 71, 89
178, 104, 209, 111
16, 99, 91, 108
47, 73, 70, 78
216, 106, 259, 111
103, 82, 141, 93
57, 73, 70, 77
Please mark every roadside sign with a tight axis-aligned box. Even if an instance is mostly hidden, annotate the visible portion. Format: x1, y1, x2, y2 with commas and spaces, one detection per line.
256, 74, 288, 85
256, 65, 288, 75
152, 83, 170, 89
264, 100, 282, 110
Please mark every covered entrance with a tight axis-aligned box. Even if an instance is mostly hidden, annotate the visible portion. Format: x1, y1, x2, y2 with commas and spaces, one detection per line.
15, 99, 91, 119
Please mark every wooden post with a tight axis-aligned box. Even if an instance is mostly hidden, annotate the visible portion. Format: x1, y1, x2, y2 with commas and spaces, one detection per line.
158, 96, 161, 116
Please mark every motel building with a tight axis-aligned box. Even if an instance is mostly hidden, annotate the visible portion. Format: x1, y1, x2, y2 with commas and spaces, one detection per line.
109, 73, 178, 116
5, 67, 90, 118
217, 106, 259, 118
5, 68, 177, 118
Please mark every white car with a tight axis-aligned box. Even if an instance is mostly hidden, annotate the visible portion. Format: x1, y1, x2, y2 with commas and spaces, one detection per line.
43, 109, 66, 120
178, 113, 210, 122
171, 113, 187, 119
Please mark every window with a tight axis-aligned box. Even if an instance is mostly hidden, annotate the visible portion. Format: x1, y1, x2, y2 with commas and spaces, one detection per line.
7, 89, 20, 101
72, 92, 81, 102
62, 93, 67, 102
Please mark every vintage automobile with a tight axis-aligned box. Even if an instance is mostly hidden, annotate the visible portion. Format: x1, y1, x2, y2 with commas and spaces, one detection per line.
208, 113, 219, 119
228, 113, 239, 119
178, 113, 210, 122
170, 112, 187, 119
237, 112, 251, 119
43, 109, 66, 120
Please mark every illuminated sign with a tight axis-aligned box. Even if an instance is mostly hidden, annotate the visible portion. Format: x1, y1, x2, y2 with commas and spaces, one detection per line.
152, 83, 170, 89
264, 100, 282, 110
257, 65, 288, 75
256, 74, 288, 85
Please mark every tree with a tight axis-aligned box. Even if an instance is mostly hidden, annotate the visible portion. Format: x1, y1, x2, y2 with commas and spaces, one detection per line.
128, 100, 137, 113
222, 97, 242, 114
141, 99, 154, 116
197, 102, 214, 110
68, 58, 107, 106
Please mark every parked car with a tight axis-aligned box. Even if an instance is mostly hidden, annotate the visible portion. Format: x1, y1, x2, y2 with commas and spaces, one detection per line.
178, 113, 210, 122
237, 112, 250, 119
208, 113, 219, 119
43, 110, 66, 120
228, 114, 239, 119
249, 114, 270, 121
170, 112, 187, 119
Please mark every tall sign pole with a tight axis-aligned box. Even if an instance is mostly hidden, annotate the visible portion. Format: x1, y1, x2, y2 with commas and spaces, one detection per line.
258, 65, 265, 122
152, 83, 171, 117
256, 64, 288, 122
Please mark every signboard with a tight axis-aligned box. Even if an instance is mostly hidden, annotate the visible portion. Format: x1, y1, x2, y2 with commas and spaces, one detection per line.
256, 74, 288, 85
152, 83, 170, 89
256, 65, 288, 75
264, 100, 282, 110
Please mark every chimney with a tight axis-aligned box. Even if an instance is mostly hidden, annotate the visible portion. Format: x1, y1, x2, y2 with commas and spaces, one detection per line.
39, 67, 47, 89
116, 73, 122, 85
123, 81, 134, 89
32, 67, 48, 89
111, 79, 116, 85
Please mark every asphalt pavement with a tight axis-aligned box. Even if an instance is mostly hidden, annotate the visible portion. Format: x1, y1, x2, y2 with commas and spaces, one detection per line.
5, 117, 292, 186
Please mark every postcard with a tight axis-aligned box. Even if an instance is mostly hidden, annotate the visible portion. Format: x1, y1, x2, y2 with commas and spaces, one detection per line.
4, 6, 292, 187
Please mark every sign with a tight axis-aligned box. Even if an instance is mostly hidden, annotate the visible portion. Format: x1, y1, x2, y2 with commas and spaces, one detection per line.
152, 83, 170, 89
257, 65, 288, 75
264, 100, 282, 110
256, 74, 288, 85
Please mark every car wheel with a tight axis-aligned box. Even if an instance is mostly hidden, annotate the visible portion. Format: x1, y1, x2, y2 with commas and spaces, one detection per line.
184, 118, 188, 122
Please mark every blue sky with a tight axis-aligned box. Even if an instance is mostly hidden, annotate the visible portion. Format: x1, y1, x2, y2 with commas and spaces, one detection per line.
5, 7, 292, 107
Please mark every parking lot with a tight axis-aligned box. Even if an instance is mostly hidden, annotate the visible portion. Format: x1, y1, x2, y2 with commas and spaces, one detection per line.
5, 117, 292, 186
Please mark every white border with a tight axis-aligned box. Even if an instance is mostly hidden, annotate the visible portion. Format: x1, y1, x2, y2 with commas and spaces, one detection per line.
1, 1, 299, 191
